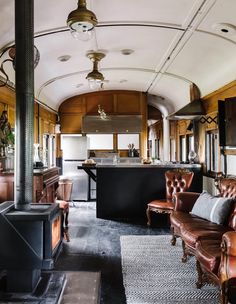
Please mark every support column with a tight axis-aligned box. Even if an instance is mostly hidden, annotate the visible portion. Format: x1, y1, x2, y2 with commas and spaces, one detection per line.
163, 116, 170, 161
14, 0, 34, 210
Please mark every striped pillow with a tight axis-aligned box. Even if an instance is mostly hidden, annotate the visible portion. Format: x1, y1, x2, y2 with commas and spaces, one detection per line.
191, 191, 233, 225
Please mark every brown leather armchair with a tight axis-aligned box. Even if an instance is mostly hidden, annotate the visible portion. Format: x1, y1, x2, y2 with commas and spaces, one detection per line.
170, 176, 236, 304
146, 169, 194, 227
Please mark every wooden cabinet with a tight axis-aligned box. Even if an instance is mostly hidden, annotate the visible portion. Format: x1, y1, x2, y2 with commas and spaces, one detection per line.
0, 172, 14, 203
33, 167, 59, 203
0, 167, 59, 204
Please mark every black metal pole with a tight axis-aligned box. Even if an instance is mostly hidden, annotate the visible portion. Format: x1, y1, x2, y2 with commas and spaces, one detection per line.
15, 0, 34, 210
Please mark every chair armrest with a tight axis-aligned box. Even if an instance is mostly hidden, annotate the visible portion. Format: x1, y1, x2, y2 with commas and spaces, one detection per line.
220, 231, 236, 282
174, 192, 200, 213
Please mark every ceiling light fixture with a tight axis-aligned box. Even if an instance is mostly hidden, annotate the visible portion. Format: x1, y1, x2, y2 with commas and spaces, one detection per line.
86, 51, 105, 90
67, 0, 98, 41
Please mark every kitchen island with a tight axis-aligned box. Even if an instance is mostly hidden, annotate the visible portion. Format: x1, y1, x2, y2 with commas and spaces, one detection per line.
96, 163, 202, 221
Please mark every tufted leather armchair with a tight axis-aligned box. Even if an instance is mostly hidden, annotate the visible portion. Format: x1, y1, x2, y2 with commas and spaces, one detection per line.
146, 169, 194, 227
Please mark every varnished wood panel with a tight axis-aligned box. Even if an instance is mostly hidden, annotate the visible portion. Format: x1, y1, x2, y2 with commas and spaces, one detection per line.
86, 93, 114, 114
0, 86, 15, 107
116, 92, 140, 113
60, 114, 82, 133
8, 105, 15, 128
170, 121, 177, 138
59, 96, 84, 113
203, 80, 236, 114
178, 121, 187, 135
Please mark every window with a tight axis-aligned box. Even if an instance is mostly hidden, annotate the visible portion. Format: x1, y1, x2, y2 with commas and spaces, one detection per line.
87, 134, 113, 150
155, 138, 160, 159
206, 131, 219, 173
180, 134, 195, 163
180, 136, 186, 162
170, 138, 176, 162
117, 134, 139, 150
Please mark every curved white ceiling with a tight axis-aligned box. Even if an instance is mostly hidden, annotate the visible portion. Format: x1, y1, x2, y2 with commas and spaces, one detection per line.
0, 0, 235, 113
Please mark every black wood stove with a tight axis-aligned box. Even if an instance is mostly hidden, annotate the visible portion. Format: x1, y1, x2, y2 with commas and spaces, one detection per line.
0, 201, 63, 293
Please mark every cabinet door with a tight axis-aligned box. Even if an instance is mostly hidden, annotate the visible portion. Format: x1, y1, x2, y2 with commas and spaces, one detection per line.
0, 177, 14, 203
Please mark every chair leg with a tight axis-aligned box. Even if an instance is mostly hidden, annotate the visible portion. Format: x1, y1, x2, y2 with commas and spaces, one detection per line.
65, 209, 69, 228
221, 281, 228, 304
60, 210, 70, 242
146, 206, 151, 227
170, 226, 176, 246
196, 260, 203, 289
181, 240, 188, 263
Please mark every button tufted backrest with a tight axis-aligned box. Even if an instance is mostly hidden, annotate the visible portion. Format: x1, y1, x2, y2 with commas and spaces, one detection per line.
217, 177, 236, 230
165, 169, 194, 200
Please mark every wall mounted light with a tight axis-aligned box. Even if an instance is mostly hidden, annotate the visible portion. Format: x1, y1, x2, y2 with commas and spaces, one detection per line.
67, 0, 97, 41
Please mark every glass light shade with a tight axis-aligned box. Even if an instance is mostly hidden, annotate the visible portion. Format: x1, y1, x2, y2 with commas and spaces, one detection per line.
67, 0, 97, 42
70, 24, 94, 41
88, 78, 103, 90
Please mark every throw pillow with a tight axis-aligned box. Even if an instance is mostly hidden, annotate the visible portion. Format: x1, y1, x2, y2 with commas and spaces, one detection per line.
191, 191, 233, 225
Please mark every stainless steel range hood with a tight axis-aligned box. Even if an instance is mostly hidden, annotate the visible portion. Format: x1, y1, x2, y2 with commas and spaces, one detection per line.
82, 115, 142, 133
167, 83, 205, 120
167, 98, 205, 120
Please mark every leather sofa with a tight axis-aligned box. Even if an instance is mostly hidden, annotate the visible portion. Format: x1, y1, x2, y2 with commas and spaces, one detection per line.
170, 176, 236, 304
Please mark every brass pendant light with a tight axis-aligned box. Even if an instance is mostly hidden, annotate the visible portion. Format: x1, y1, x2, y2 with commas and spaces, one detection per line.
86, 51, 105, 90
67, 0, 97, 41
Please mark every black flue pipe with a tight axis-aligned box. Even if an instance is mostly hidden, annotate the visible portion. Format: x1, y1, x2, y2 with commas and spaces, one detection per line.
14, 0, 34, 210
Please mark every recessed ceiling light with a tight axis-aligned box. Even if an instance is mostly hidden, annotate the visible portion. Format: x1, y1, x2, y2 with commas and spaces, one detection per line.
57, 55, 71, 62
76, 83, 83, 88
212, 23, 236, 35
121, 49, 134, 55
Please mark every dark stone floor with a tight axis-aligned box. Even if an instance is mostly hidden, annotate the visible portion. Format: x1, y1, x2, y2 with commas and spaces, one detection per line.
55, 202, 170, 304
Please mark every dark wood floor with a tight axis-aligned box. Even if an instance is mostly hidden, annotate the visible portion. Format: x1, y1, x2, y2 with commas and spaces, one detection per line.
55, 202, 169, 304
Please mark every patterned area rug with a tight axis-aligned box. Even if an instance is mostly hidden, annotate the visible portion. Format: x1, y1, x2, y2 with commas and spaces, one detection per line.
120, 235, 220, 304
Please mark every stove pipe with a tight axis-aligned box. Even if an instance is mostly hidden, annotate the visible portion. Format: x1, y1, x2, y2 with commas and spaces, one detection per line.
14, 0, 34, 210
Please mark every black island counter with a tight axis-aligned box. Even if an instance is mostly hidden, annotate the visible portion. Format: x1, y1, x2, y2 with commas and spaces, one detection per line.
96, 163, 202, 221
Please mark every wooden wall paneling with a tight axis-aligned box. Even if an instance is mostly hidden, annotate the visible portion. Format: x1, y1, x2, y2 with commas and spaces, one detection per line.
85, 92, 114, 114
0, 86, 15, 107
203, 80, 236, 114
7, 105, 15, 127
0, 102, 5, 114
60, 114, 82, 133
59, 96, 84, 113
169, 121, 176, 138
56, 134, 62, 158
178, 120, 187, 135
49, 123, 55, 134
34, 114, 39, 143
205, 112, 218, 131
116, 91, 141, 114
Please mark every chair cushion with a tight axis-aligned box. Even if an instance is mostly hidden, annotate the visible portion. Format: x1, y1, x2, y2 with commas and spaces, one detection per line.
181, 221, 231, 248
191, 191, 233, 225
170, 211, 205, 229
196, 238, 222, 274
148, 199, 174, 210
